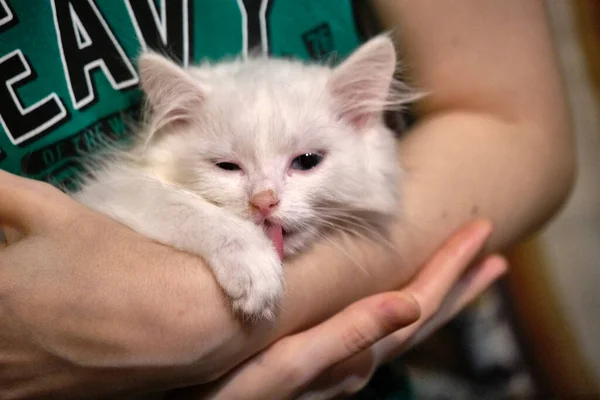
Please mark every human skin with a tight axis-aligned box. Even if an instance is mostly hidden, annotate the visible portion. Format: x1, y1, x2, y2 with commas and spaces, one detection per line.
174, 220, 507, 399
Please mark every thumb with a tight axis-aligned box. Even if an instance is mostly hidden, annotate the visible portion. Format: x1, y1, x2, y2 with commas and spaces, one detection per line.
304, 293, 421, 367
284, 293, 420, 398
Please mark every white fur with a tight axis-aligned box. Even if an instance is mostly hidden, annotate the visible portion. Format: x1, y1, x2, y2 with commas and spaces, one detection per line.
72, 35, 411, 320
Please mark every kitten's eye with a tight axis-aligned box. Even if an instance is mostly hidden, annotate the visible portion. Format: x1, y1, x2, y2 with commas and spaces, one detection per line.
290, 153, 324, 171
216, 162, 241, 171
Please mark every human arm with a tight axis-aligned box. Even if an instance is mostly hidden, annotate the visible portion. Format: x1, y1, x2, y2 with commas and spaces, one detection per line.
170, 220, 507, 400
372, 0, 575, 252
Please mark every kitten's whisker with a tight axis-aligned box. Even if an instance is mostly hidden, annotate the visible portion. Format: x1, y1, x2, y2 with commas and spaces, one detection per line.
305, 210, 400, 255
294, 222, 371, 277
321, 235, 370, 277
322, 213, 394, 244
295, 216, 393, 266
323, 219, 397, 256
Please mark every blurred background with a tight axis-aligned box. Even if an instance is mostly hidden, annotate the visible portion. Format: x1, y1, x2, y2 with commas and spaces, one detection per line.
389, 1, 600, 399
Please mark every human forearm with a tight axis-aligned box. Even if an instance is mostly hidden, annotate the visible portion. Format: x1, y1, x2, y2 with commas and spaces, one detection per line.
370, 0, 576, 262
397, 110, 574, 256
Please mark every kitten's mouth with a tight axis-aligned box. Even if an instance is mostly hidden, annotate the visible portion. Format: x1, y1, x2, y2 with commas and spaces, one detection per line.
263, 221, 285, 260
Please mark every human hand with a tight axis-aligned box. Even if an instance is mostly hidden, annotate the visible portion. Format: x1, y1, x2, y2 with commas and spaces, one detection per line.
0, 171, 239, 399
172, 219, 506, 400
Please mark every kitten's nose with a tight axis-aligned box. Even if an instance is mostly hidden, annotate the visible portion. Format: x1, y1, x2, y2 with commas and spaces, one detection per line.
249, 190, 279, 217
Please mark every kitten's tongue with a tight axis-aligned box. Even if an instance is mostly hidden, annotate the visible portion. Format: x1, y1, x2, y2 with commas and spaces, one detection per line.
265, 223, 284, 260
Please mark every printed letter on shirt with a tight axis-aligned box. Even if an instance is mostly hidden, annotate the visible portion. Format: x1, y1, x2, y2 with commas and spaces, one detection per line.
51, 0, 138, 110
0, 50, 68, 145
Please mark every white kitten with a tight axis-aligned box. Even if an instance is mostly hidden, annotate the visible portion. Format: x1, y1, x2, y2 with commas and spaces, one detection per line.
72, 35, 412, 320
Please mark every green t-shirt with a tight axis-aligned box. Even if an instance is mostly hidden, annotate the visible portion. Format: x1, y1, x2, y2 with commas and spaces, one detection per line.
0, 0, 364, 188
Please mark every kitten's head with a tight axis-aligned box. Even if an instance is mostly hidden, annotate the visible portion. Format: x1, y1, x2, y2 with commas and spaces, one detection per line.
136, 35, 412, 256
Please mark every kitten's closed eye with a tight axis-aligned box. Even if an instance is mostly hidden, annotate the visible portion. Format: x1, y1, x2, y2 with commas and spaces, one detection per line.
290, 153, 324, 171
216, 162, 242, 171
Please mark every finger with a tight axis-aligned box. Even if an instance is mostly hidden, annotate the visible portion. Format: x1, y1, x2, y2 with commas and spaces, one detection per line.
407, 219, 493, 316
306, 256, 505, 400
363, 221, 496, 364
200, 293, 421, 400
436, 254, 507, 322
403, 254, 508, 351
372, 254, 507, 364
298, 292, 420, 371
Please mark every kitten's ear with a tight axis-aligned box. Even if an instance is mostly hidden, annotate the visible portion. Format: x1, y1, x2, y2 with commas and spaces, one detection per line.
328, 35, 397, 129
138, 52, 205, 133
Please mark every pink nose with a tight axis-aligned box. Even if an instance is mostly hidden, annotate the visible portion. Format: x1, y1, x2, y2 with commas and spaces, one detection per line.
249, 190, 279, 217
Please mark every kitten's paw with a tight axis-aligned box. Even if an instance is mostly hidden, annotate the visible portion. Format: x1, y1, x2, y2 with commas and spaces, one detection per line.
211, 243, 284, 321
